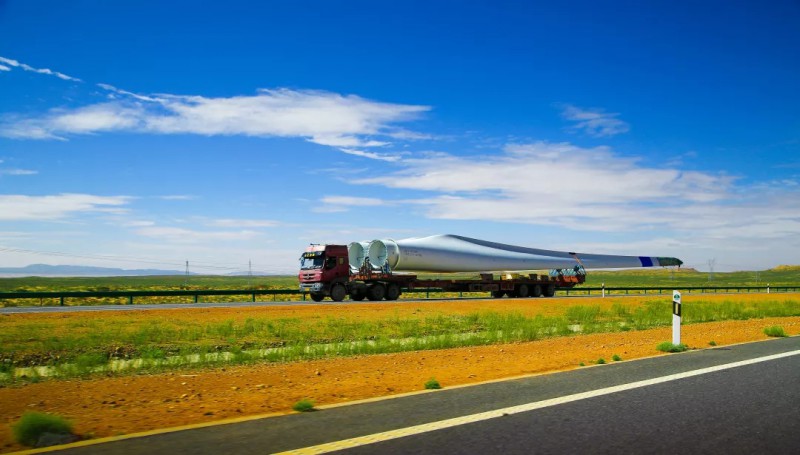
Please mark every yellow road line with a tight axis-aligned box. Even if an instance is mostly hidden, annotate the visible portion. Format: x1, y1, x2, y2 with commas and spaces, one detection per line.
275, 349, 800, 454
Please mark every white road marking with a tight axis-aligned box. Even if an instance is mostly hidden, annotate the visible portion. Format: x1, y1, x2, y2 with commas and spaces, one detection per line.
275, 349, 800, 454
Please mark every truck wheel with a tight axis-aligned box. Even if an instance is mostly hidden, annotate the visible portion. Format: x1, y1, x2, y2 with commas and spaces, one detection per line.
516, 284, 530, 298
330, 284, 346, 302
491, 290, 505, 298
531, 284, 543, 298
385, 283, 401, 301
350, 286, 366, 301
366, 283, 386, 301
544, 284, 556, 297
310, 293, 325, 302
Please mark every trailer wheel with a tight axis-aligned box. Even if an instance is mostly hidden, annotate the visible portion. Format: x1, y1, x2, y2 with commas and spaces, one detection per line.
366, 283, 386, 301
531, 284, 543, 298
516, 284, 530, 298
491, 290, 505, 298
310, 293, 325, 302
330, 283, 346, 302
385, 283, 401, 301
544, 284, 556, 297
351, 286, 366, 301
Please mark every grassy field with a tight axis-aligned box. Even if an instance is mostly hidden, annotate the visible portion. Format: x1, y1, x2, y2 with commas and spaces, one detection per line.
1, 293, 797, 382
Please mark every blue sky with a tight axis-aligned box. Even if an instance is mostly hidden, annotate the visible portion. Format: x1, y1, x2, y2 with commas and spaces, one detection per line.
1, 0, 798, 274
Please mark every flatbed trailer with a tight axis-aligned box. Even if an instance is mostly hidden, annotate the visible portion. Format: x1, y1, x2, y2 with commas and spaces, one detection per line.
299, 244, 585, 302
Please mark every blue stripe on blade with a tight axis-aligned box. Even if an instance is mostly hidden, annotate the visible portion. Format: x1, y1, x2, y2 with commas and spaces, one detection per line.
639, 256, 654, 267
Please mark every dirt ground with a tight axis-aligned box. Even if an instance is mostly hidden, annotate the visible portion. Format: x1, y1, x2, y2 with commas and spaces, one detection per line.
1, 305, 798, 453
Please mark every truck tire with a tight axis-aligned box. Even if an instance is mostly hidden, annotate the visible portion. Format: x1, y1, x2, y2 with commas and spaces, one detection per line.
330, 283, 346, 302
516, 284, 530, 298
350, 286, 366, 301
385, 283, 401, 301
491, 290, 505, 298
310, 293, 325, 302
366, 283, 386, 301
544, 284, 556, 297
531, 284, 542, 297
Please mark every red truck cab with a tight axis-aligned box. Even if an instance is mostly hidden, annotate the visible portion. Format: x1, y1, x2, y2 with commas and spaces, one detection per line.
298, 244, 350, 301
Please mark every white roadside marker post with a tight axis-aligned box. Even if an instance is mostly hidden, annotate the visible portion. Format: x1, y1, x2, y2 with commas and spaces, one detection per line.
672, 290, 682, 345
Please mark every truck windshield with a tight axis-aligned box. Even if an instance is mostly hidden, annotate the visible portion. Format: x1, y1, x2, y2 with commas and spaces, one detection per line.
300, 255, 325, 270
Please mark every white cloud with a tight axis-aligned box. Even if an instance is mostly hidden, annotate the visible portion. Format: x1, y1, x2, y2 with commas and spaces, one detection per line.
0, 65, 10, 72
339, 148, 402, 162
207, 219, 280, 228
352, 141, 744, 231
0, 168, 38, 176
0, 88, 430, 149
0, 56, 81, 82
0, 194, 131, 221
135, 226, 261, 243
560, 104, 630, 137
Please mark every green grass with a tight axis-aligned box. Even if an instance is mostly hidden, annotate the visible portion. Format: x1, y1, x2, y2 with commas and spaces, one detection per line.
1, 295, 799, 383
292, 399, 315, 412
763, 326, 788, 337
656, 342, 689, 353
12, 412, 74, 447
424, 378, 442, 389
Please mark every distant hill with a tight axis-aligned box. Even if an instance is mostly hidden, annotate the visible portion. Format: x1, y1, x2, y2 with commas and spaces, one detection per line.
0, 264, 186, 277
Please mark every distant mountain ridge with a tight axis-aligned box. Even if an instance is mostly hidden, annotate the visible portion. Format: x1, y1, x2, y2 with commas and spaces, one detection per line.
0, 264, 186, 277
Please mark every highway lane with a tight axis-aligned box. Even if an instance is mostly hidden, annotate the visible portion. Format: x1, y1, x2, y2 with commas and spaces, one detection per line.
51, 336, 799, 455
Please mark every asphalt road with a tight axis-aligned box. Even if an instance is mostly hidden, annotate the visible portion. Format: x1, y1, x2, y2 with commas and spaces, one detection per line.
51, 336, 799, 455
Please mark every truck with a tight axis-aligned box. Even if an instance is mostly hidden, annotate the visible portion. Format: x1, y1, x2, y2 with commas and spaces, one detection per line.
298, 243, 586, 302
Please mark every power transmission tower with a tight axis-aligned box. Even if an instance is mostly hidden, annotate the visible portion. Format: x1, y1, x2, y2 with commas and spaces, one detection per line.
248, 259, 253, 289
184, 260, 190, 286
707, 258, 716, 281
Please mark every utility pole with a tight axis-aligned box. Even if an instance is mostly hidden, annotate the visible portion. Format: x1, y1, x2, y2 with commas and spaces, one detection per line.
184, 260, 190, 287
248, 259, 253, 289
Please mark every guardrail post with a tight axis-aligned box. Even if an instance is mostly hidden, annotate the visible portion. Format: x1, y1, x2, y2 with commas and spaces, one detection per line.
252, 293, 256, 302
426, 288, 430, 299
767, 283, 770, 294
194, 294, 199, 303
602, 283, 605, 298
60, 296, 64, 306
129, 295, 134, 305
672, 290, 682, 345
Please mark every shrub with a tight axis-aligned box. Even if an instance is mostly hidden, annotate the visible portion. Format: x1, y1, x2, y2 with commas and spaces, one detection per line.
596, 358, 606, 365
424, 378, 442, 390
763, 326, 788, 337
12, 412, 74, 447
656, 342, 688, 353
611, 354, 622, 362
292, 399, 315, 412
709, 340, 717, 346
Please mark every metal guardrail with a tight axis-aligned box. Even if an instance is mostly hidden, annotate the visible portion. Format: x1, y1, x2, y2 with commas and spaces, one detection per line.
0, 285, 798, 306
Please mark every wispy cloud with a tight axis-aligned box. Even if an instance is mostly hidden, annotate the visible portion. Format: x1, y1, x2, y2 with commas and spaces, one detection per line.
314, 195, 386, 213
0, 194, 131, 221
206, 218, 280, 228
1, 73, 430, 154
0, 168, 38, 176
134, 225, 261, 243
0, 56, 81, 82
559, 104, 630, 137
353, 141, 744, 231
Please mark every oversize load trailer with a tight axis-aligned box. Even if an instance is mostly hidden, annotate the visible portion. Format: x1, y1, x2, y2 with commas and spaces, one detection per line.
298, 244, 586, 302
